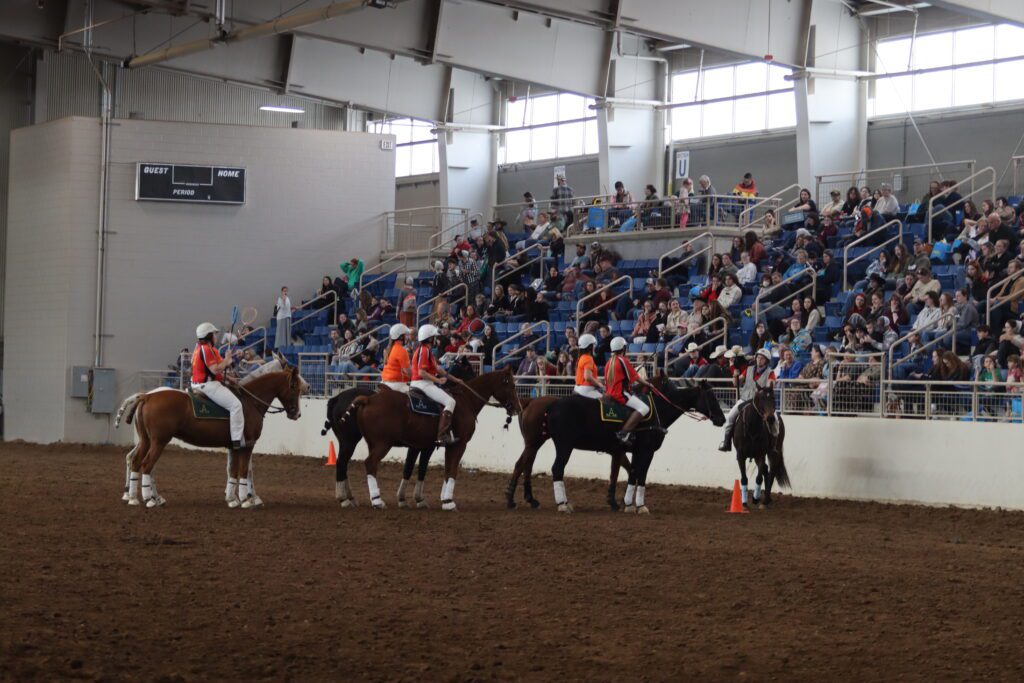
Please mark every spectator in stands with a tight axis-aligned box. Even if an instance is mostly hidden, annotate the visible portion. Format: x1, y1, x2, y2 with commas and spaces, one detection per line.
845, 293, 868, 323
719, 252, 740, 279
961, 199, 981, 227
455, 305, 480, 336
996, 197, 1017, 228
803, 296, 822, 331
674, 176, 694, 229
784, 249, 812, 281
543, 265, 564, 296
947, 287, 980, 349
518, 192, 537, 229
792, 188, 818, 223
998, 320, 1024, 368
274, 286, 294, 349
896, 272, 916, 301
560, 264, 588, 296
567, 243, 588, 271
853, 250, 890, 291
760, 210, 781, 241
698, 274, 722, 303
840, 187, 860, 216
516, 211, 552, 252
488, 283, 509, 316
340, 258, 364, 298
664, 298, 686, 339
368, 295, 394, 322
748, 322, 773, 354
776, 347, 803, 380
1006, 354, 1022, 389
483, 232, 507, 270
687, 299, 709, 336
779, 317, 807, 349
970, 324, 997, 374
718, 273, 742, 309
594, 256, 621, 286
913, 180, 944, 221
732, 172, 758, 199
697, 175, 717, 197
578, 281, 609, 326
744, 230, 768, 267
527, 290, 550, 323
814, 250, 840, 305
874, 183, 899, 220
696, 345, 729, 379
866, 291, 886, 322
892, 332, 928, 384
507, 284, 530, 320
913, 291, 943, 336
889, 243, 910, 277
431, 299, 454, 328
989, 259, 1024, 330
551, 174, 574, 228
858, 186, 875, 212
818, 214, 838, 246
708, 254, 724, 279
319, 276, 341, 306
513, 347, 538, 376
989, 239, 1013, 277
728, 236, 744, 264
640, 184, 669, 229
631, 300, 658, 344
477, 324, 498, 366
609, 181, 635, 228
396, 277, 417, 328
904, 267, 940, 314
821, 189, 844, 218
736, 251, 757, 286
677, 343, 706, 378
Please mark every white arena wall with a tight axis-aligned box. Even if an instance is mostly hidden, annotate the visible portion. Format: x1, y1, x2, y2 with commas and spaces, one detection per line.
242, 398, 1024, 511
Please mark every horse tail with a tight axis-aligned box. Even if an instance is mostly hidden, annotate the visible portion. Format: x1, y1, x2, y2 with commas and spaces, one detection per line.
768, 421, 790, 489
341, 395, 369, 425
322, 392, 343, 436
115, 392, 144, 428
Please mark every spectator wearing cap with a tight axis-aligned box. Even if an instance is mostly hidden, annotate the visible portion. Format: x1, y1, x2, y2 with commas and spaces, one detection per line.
550, 174, 574, 228
697, 344, 730, 378
875, 183, 900, 219
680, 343, 708, 378
904, 267, 940, 315
821, 189, 844, 217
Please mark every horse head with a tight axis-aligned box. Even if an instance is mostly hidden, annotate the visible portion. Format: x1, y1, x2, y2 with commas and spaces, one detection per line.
658, 376, 725, 426
272, 351, 308, 420
752, 385, 779, 436
489, 365, 522, 416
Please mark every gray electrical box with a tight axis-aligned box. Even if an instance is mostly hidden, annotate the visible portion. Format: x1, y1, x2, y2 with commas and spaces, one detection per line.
71, 366, 91, 398
89, 368, 117, 414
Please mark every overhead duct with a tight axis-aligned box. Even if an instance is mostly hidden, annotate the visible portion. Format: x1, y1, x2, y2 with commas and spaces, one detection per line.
124, 0, 383, 69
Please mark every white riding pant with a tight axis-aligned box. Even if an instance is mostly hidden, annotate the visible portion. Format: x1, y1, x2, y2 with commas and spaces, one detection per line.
382, 381, 409, 394
624, 392, 650, 416
411, 379, 456, 412
724, 400, 747, 431
574, 385, 603, 400
192, 381, 244, 443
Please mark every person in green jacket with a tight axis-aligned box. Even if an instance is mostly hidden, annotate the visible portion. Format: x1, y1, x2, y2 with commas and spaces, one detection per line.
339, 257, 364, 297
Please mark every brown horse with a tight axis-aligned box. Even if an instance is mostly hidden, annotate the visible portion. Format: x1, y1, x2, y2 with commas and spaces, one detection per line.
115, 356, 307, 509
336, 366, 520, 511
505, 396, 632, 511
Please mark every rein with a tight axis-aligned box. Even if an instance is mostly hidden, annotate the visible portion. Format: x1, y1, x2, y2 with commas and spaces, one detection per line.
649, 383, 707, 422
234, 378, 287, 414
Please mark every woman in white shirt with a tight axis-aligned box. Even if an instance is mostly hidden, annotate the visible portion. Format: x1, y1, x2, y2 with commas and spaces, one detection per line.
274, 286, 294, 349
736, 251, 758, 286
718, 273, 743, 309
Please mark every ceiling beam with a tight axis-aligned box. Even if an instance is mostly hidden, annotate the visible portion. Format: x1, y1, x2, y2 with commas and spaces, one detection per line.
926, 0, 1024, 26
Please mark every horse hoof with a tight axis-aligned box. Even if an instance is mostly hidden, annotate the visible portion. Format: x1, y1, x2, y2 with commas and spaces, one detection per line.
145, 496, 166, 509
441, 501, 457, 511
121, 491, 130, 502
372, 500, 387, 510
127, 497, 141, 507
528, 498, 540, 509
557, 503, 573, 514
340, 498, 357, 509
416, 499, 429, 509
241, 496, 261, 510
397, 499, 409, 509
607, 500, 620, 512
506, 500, 517, 510
227, 498, 240, 509
250, 496, 264, 508
636, 505, 650, 515
622, 504, 636, 513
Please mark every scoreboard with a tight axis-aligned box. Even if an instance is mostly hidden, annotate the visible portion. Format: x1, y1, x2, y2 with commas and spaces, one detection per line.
135, 162, 246, 204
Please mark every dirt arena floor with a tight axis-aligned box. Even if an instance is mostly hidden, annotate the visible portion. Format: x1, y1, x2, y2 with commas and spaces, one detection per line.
2, 442, 1024, 682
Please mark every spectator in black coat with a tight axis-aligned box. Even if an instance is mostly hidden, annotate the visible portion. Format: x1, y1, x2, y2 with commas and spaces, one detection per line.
815, 250, 841, 305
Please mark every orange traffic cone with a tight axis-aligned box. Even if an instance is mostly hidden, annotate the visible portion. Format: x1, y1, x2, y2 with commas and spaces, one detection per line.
727, 479, 749, 514
324, 440, 337, 467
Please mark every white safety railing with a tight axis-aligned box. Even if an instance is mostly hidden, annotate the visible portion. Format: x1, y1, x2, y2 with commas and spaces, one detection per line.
658, 231, 713, 279
219, 324, 268, 359
428, 210, 482, 262
886, 311, 958, 377
574, 275, 633, 334
986, 268, 1024, 326
753, 266, 816, 321
927, 166, 995, 243
842, 218, 903, 290
739, 183, 801, 231
492, 321, 551, 370
491, 194, 606, 229
815, 159, 976, 209
359, 252, 408, 294
416, 282, 469, 327
292, 290, 339, 331
662, 316, 728, 371
490, 243, 545, 294
383, 205, 469, 254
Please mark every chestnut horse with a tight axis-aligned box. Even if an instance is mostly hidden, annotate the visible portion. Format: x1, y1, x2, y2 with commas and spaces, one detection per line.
115, 356, 307, 508
336, 366, 520, 511
505, 396, 633, 511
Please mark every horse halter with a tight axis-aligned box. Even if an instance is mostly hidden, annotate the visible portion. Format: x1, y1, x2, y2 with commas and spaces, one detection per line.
234, 375, 296, 416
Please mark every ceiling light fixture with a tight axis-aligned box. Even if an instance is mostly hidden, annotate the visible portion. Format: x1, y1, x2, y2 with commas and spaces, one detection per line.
259, 105, 305, 114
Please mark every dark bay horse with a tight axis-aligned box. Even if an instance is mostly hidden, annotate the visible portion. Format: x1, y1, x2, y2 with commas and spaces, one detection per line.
115, 356, 307, 509
506, 395, 632, 511
545, 378, 725, 513
731, 385, 790, 509
321, 358, 477, 509
337, 366, 521, 511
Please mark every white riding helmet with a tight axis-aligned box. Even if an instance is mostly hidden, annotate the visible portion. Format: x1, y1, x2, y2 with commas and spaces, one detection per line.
418, 324, 440, 342
578, 333, 597, 349
196, 322, 219, 339
610, 336, 628, 352
390, 323, 411, 341
756, 347, 772, 361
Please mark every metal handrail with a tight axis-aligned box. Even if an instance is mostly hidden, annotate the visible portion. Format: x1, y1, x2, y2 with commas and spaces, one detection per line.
574, 275, 633, 334
887, 311, 957, 373
658, 231, 712, 279
292, 290, 339, 330
333, 323, 389, 361
359, 252, 408, 294
490, 194, 607, 222
416, 282, 469, 327
841, 218, 903, 290
927, 166, 995, 242
753, 266, 816, 321
490, 243, 545, 294
427, 209, 478, 260
219, 324, 268, 359
815, 159, 977, 205
825, 349, 887, 417
738, 183, 801, 226
492, 321, 551, 369
662, 316, 728, 370
986, 267, 1024, 326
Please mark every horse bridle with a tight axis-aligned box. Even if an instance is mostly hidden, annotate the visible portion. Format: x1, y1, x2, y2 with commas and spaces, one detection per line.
233, 379, 291, 416
449, 375, 522, 415
648, 382, 708, 422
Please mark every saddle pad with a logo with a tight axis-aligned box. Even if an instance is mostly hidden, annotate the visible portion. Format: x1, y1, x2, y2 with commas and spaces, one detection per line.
188, 389, 230, 420
599, 394, 656, 425
408, 389, 444, 417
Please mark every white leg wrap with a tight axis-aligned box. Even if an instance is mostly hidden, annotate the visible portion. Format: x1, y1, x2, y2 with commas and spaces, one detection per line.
368, 475, 381, 501
141, 473, 153, 500
447, 478, 456, 500
239, 478, 251, 500
397, 478, 408, 499
128, 473, 140, 500
335, 481, 347, 501
414, 480, 425, 500
754, 482, 762, 500
225, 477, 238, 501
741, 486, 749, 504
553, 480, 567, 505
624, 484, 636, 506
440, 478, 451, 501
635, 485, 646, 507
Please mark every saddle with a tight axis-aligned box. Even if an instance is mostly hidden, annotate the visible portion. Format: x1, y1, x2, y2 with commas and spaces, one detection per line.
597, 394, 657, 427
187, 388, 230, 420
408, 388, 448, 417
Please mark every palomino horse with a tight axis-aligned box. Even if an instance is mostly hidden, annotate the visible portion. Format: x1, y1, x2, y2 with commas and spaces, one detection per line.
731, 385, 790, 509
321, 357, 477, 509
336, 366, 521, 511
545, 378, 725, 513
506, 396, 632, 511
115, 355, 307, 508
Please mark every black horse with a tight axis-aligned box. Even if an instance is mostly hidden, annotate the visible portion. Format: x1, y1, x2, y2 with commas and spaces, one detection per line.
545, 378, 725, 513
731, 385, 790, 509
321, 357, 476, 508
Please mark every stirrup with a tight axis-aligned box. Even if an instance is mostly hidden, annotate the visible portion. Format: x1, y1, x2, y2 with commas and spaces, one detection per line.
616, 431, 633, 444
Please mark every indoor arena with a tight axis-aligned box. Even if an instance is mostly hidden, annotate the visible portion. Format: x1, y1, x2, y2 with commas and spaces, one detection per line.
2, 1, 1024, 680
